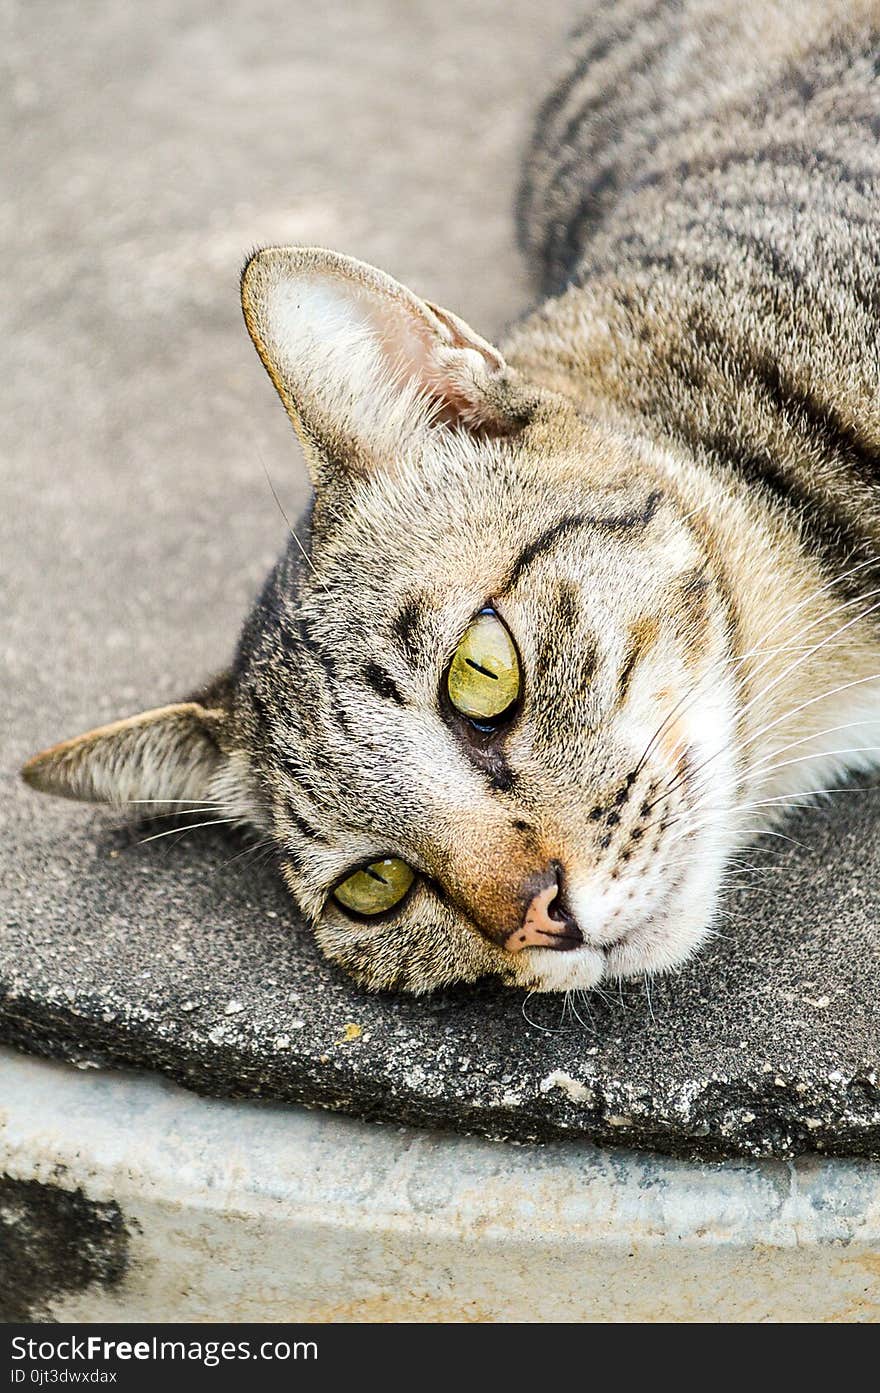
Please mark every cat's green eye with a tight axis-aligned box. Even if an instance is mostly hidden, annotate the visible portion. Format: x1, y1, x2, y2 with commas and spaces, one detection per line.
447, 610, 520, 721
333, 857, 415, 917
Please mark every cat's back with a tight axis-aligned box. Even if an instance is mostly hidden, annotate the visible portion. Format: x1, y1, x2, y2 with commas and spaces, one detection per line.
520, 0, 880, 296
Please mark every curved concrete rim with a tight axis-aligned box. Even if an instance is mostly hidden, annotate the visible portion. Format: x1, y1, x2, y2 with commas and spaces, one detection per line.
1, 1048, 879, 1322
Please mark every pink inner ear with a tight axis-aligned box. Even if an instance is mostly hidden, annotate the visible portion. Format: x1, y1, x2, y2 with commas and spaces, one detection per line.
360, 285, 507, 430
372, 301, 439, 394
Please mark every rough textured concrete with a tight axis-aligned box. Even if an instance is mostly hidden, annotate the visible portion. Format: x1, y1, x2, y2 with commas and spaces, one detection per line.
3, 1049, 879, 1322
2, 0, 879, 1159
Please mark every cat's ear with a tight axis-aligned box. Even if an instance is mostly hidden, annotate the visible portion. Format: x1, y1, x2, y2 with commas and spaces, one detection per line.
21, 699, 230, 807
240, 246, 528, 479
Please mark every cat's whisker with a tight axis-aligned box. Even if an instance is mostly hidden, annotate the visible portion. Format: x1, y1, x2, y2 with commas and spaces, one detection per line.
636, 557, 880, 782
566, 989, 598, 1034
633, 676, 702, 778
656, 611, 880, 811
745, 748, 880, 791
643, 973, 657, 1026
746, 827, 810, 849
664, 795, 819, 846
656, 640, 876, 801
668, 792, 856, 842
715, 549, 880, 682
220, 836, 277, 871
521, 990, 566, 1033
723, 556, 880, 688
675, 844, 789, 879
736, 669, 880, 766
116, 802, 225, 813
138, 818, 238, 846
660, 576, 880, 782
668, 785, 820, 825
681, 817, 811, 851
734, 590, 880, 731
733, 718, 880, 785
669, 842, 785, 901
590, 981, 618, 1010
750, 786, 877, 808
258, 450, 329, 594
123, 806, 225, 824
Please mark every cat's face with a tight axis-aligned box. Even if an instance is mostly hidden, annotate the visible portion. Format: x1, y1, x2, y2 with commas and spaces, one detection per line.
22, 248, 739, 994
243, 430, 738, 994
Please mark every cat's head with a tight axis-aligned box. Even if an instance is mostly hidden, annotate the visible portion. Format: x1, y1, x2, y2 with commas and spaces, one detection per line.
22, 248, 739, 993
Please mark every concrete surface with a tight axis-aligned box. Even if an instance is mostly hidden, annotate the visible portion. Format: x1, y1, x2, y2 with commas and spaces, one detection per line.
3, 1048, 879, 1323
3, 0, 880, 1159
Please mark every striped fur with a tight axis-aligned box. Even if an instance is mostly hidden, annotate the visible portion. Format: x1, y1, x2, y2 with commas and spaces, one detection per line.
23, 1, 880, 993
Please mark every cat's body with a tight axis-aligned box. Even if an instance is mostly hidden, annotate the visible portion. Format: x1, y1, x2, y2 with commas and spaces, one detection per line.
23, 0, 880, 994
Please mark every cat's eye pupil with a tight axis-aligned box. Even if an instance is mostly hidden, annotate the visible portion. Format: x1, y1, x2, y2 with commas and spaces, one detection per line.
465, 658, 498, 679
333, 857, 414, 917
447, 610, 520, 722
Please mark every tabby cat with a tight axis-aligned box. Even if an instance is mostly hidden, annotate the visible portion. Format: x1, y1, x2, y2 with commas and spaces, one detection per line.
23, 0, 880, 994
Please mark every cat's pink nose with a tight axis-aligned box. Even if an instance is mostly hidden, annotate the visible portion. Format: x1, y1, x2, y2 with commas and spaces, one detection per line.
503, 869, 583, 954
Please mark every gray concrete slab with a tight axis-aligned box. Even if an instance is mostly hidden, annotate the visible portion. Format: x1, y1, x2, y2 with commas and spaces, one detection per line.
3, 0, 879, 1160
4, 1049, 880, 1322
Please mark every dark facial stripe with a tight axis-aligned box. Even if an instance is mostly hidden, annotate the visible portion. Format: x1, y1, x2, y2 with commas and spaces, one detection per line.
363, 660, 406, 706
291, 616, 359, 737
484, 755, 517, 794
616, 644, 639, 707
506, 516, 588, 590
675, 569, 712, 652
535, 628, 598, 698
555, 579, 581, 632
614, 615, 660, 710
287, 805, 330, 845
282, 850, 305, 881
278, 755, 334, 809
533, 580, 597, 696
392, 595, 429, 666
295, 615, 334, 674
505, 493, 662, 591
451, 726, 518, 795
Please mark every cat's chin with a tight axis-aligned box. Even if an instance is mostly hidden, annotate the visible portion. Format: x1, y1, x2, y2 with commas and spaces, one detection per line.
510, 923, 707, 994
512, 943, 607, 993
